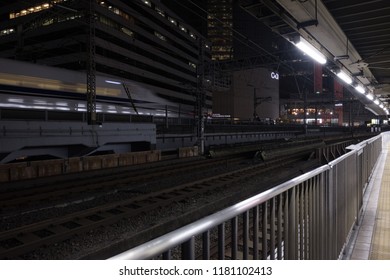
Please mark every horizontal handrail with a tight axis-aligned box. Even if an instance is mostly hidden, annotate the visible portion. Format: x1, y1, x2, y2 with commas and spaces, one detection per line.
109, 134, 383, 260
109, 165, 330, 260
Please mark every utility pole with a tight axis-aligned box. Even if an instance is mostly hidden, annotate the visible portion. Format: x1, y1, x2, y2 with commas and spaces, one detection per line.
248, 84, 272, 120
196, 39, 205, 155
86, 0, 97, 125
253, 87, 257, 120
303, 89, 307, 134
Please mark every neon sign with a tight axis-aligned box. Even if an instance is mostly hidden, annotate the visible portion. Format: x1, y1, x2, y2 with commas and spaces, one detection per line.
271, 72, 279, 80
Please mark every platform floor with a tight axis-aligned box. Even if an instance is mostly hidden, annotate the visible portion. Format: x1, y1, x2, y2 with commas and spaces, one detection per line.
346, 140, 390, 260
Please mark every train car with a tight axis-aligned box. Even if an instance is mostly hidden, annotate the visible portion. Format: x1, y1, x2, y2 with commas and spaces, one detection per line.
0, 58, 192, 119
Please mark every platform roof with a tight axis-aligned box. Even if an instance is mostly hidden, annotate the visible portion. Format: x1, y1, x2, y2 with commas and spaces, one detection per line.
240, 0, 390, 116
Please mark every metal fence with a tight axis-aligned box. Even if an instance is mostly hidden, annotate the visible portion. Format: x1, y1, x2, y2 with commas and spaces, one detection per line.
110, 134, 383, 260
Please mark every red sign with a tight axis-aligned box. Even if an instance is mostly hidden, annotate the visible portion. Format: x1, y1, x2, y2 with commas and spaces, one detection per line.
314, 63, 322, 94
334, 79, 343, 125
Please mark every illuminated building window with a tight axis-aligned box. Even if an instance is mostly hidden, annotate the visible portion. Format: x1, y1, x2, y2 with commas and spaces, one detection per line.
142, 0, 152, 7
9, 2, 53, 19
155, 31, 166, 41
189, 62, 197, 69
42, 18, 54, 26
189, 32, 197, 40
179, 24, 187, 33
213, 54, 231, 60
121, 27, 133, 37
207, 0, 233, 61
167, 16, 177, 26
111, 7, 120, 15
100, 16, 118, 28
155, 6, 165, 17
102, 3, 131, 21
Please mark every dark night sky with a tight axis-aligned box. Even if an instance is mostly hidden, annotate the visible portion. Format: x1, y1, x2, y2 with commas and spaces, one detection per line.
159, 0, 289, 67
160, 0, 280, 56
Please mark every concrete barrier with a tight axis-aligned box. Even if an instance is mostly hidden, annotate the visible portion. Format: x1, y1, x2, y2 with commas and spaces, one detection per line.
0, 165, 10, 182
35, 159, 63, 178
9, 163, 37, 181
178, 146, 199, 158
0, 150, 161, 183
66, 158, 83, 173
118, 154, 134, 166
102, 154, 120, 169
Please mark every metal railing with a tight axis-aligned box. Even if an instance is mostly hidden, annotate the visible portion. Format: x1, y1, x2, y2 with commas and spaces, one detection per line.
109, 134, 383, 260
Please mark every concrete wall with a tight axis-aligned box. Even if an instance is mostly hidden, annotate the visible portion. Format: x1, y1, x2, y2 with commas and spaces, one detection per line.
0, 120, 156, 163
233, 68, 279, 120
213, 89, 234, 118
212, 68, 280, 121
178, 146, 199, 158
157, 131, 298, 152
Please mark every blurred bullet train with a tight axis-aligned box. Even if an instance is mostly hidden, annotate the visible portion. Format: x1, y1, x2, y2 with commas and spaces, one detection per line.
0, 58, 189, 119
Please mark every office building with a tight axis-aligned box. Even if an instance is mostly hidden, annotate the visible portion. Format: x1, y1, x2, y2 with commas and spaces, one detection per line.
0, 0, 212, 116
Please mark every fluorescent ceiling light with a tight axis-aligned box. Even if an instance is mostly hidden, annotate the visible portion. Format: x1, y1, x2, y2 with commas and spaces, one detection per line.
294, 37, 327, 64
354, 85, 365, 94
380, 104, 384, 109
366, 93, 374, 100
374, 99, 380, 105
337, 71, 352, 84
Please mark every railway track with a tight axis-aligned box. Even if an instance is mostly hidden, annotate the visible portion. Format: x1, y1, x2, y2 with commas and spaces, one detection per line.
0, 152, 307, 259
0, 137, 341, 214
0, 155, 246, 212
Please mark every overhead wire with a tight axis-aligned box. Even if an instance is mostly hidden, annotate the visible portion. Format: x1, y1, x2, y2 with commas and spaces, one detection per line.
172, 0, 313, 83
177, 0, 280, 61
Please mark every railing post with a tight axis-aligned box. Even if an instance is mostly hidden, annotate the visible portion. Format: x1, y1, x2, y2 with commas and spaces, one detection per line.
262, 202, 268, 259
162, 250, 171, 260
309, 178, 314, 259
287, 187, 296, 259
253, 206, 259, 260
218, 223, 225, 260
298, 186, 304, 260
243, 211, 249, 260
231, 217, 238, 260
319, 170, 326, 259
304, 181, 309, 259
277, 194, 283, 260
270, 197, 276, 260
328, 166, 336, 259
202, 231, 210, 260
182, 236, 195, 260
323, 170, 331, 260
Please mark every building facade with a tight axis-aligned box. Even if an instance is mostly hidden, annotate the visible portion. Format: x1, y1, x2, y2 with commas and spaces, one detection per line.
213, 67, 279, 121
207, 0, 233, 61
0, 0, 211, 117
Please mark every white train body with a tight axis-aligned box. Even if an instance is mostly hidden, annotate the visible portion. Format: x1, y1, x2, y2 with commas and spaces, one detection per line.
0, 58, 189, 118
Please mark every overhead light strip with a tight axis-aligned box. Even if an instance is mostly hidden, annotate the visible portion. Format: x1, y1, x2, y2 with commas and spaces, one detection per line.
354, 85, 365, 94
294, 36, 327, 65
336, 70, 352, 84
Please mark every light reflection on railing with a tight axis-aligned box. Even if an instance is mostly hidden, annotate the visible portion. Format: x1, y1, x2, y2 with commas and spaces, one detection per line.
110, 134, 383, 260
